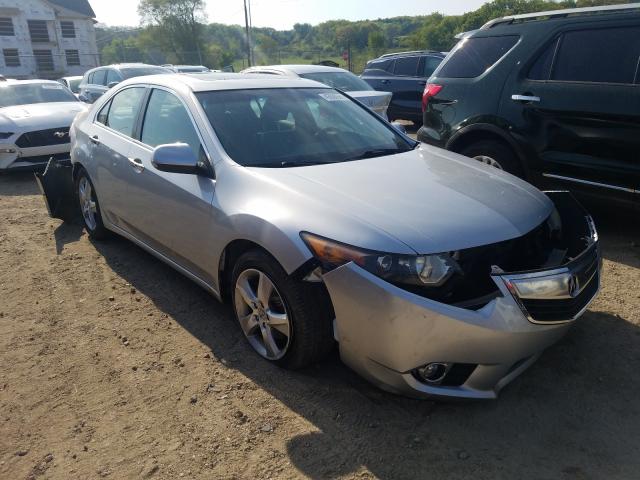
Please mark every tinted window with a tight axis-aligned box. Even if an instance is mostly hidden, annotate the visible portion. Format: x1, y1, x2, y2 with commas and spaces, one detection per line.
299, 72, 373, 91
366, 59, 393, 72
104, 87, 145, 137
92, 69, 107, 86
105, 69, 121, 85
197, 88, 412, 168
528, 38, 559, 80
120, 66, 170, 79
552, 27, 640, 84
422, 56, 443, 77
393, 56, 419, 76
437, 35, 519, 78
141, 89, 202, 158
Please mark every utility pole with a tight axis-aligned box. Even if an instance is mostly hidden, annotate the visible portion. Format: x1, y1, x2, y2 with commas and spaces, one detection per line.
244, 0, 252, 67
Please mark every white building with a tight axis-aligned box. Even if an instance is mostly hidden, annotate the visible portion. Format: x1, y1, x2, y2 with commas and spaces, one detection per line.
0, 0, 98, 79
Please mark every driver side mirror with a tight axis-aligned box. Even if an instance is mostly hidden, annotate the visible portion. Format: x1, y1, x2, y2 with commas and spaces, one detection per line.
152, 143, 201, 175
107, 81, 120, 89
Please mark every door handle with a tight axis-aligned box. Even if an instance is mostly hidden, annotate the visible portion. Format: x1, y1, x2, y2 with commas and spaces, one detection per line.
418, 80, 427, 86
90, 135, 100, 145
511, 94, 540, 103
127, 157, 144, 172
381, 79, 390, 84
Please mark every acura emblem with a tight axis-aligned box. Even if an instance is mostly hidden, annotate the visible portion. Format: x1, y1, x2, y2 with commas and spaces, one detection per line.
567, 275, 580, 298
53, 131, 67, 138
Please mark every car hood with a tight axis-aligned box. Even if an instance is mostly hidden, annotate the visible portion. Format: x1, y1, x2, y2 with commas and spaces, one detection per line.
0, 102, 87, 131
346, 90, 392, 110
249, 145, 553, 254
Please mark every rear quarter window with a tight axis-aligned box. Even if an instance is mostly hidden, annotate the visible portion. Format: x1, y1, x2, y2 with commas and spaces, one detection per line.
436, 35, 519, 78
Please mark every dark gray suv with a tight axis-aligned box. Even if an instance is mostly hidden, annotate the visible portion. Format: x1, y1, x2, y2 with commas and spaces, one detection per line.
361, 51, 445, 124
78, 64, 171, 103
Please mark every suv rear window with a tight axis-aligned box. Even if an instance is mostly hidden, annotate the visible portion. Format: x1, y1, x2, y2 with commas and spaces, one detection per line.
437, 35, 519, 78
551, 26, 640, 84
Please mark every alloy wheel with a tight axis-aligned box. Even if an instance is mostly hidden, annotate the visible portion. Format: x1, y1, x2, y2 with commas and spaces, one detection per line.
234, 268, 291, 360
78, 176, 97, 231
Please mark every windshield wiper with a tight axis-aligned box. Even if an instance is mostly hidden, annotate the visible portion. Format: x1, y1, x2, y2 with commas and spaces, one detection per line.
344, 148, 409, 161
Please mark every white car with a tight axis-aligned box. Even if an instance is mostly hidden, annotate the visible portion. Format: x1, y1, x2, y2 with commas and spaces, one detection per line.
0, 80, 87, 172
241, 64, 393, 119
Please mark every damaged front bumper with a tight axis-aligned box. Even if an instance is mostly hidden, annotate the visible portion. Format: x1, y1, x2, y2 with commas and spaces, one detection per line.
322, 192, 601, 400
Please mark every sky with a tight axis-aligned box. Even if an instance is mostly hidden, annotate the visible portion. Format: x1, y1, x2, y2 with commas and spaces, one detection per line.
92, 0, 489, 29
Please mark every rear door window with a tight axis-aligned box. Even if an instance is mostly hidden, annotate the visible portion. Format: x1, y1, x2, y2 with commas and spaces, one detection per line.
551, 26, 640, 84
393, 56, 419, 77
102, 87, 146, 137
437, 35, 519, 78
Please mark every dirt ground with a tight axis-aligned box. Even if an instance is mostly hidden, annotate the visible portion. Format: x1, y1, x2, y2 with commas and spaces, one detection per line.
0, 172, 639, 480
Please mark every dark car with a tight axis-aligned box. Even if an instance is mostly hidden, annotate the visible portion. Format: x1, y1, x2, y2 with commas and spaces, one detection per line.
417, 3, 640, 209
78, 64, 171, 103
361, 51, 445, 124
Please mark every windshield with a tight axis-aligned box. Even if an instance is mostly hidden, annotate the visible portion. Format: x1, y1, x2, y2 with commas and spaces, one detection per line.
298, 72, 373, 92
120, 66, 171, 79
0, 83, 78, 107
197, 87, 413, 168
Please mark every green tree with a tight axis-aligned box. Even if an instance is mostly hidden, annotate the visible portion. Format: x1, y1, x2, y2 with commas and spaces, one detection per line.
138, 0, 206, 64
368, 30, 386, 57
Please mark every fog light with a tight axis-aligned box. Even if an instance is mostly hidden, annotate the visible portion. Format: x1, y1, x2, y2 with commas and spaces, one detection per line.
416, 362, 449, 384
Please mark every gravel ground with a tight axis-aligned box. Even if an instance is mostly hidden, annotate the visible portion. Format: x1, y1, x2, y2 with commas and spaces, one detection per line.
0, 172, 639, 480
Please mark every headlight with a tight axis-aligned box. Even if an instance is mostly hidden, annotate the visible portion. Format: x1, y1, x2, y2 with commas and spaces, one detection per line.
301, 232, 459, 287
0, 132, 14, 140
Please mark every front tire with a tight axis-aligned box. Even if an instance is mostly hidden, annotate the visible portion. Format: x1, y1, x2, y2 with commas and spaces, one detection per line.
75, 168, 109, 240
231, 250, 334, 369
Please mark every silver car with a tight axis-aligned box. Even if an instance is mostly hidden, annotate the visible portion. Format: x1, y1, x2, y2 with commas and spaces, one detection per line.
240, 64, 392, 119
69, 73, 601, 400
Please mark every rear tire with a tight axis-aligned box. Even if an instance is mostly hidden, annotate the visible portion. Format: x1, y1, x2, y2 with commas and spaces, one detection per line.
459, 140, 524, 178
75, 167, 109, 240
231, 250, 334, 369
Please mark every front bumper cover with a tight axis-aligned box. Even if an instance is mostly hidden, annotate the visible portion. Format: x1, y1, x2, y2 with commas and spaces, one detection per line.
322, 192, 600, 400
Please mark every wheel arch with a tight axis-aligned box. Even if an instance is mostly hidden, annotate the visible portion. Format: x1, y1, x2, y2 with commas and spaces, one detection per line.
446, 124, 530, 179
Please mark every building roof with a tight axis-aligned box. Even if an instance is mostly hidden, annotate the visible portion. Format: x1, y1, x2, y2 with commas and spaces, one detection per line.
48, 0, 96, 18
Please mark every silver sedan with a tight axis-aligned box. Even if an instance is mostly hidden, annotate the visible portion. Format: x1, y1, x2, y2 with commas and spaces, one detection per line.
69, 73, 601, 400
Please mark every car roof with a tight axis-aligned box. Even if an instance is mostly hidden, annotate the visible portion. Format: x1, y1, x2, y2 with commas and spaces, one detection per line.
60, 75, 83, 80
118, 72, 330, 93
242, 64, 351, 75
89, 63, 168, 72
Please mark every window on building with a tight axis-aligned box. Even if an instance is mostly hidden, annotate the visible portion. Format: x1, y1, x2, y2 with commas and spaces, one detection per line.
60, 21, 76, 38
33, 49, 54, 71
65, 49, 80, 66
28, 20, 50, 43
3, 49, 20, 67
0, 17, 14, 36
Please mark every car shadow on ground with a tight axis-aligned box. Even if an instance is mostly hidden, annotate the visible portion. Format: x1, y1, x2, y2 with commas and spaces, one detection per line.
0, 172, 41, 197
85, 229, 640, 479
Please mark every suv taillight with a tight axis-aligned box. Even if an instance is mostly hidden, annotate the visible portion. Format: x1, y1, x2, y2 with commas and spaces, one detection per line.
422, 84, 443, 112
